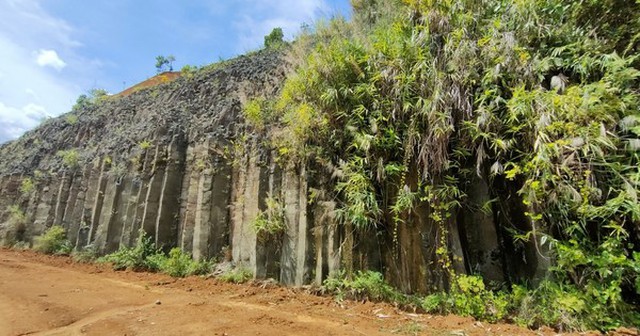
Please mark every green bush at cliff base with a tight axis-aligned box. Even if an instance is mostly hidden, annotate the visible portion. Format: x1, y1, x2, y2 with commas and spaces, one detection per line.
98, 230, 160, 271
1, 205, 27, 247
423, 274, 640, 331
147, 247, 211, 277
219, 268, 253, 284
422, 275, 509, 324
99, 231, 210, 277
323, 270, 405, 303
33, 226, 72, 255
322, 270, 640, 332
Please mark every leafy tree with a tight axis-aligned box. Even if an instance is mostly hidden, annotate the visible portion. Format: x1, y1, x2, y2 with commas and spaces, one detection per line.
155, 55, 176, 73
72, 88, 109, 111
264, 27, 285, 49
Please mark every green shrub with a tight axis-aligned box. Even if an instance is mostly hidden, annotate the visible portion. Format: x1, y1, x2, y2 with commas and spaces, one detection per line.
65, 114, 79, 125
1, 205, 27, 247
264, 27, 285, 49
98, 230, 160, 271
219, 268, 253, 283
33, 226, 72, 255
242, 98, 278, 131
139, 140, 152, 150
181, 64, 198, 78
57, 149, 80, 169
99, 232, 210, 277
323, 270, 403, 303
243, 99, 265, 129
508, 279, 640, 332
422, 275, 509, 323
419, 274, 640, 331
20, 178, 35, 196
154, 248, 211, 277
250, 196, 285, 238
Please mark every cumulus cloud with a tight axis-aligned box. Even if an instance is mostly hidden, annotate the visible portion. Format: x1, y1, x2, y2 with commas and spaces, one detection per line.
0, 0, 80, 143
35, 49, 67, 70
0, 102, 50, 141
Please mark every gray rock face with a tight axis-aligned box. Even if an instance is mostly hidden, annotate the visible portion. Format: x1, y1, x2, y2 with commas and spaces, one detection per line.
0, 49, 547, 292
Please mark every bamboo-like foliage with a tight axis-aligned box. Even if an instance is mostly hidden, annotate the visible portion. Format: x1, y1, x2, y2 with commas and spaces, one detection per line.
258, 0, 640, 330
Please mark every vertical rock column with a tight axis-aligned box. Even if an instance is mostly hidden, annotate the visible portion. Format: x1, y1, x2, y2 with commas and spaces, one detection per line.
29, 175, 60, 239
93, 174, 123, 253
86, 158, 110, 244
280, 164, 310, 286
231, 145, 261, 272
140, 143, 167, 239
103, 176, 133, 252
312, 201, 340, 285
122, 146, 156, 246
119, 176, 141, 248
255, 158, 283, 279
154, 134, 187, 249
61, 171, 83, 244
178, 143, 200, 254
191, 137, 232, 261
69, 164, 93, 248
52, 171, 73, 228
459, 172, 504, 283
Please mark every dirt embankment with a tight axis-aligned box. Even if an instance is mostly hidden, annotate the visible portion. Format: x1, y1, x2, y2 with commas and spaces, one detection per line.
0, 248, 612, 336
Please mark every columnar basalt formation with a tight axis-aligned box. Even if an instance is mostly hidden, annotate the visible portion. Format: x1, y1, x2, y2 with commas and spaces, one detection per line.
0, 50, 549, 292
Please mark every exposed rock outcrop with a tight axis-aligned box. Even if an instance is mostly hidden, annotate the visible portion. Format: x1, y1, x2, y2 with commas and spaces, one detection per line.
0, 49, 548, 291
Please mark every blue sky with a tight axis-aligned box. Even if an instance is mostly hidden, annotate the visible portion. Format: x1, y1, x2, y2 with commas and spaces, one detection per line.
0, 0, 351, 143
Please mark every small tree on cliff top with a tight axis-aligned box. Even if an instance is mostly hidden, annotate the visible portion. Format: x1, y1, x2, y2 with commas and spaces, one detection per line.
155, 55, 176, 73
264, 28, 285, 49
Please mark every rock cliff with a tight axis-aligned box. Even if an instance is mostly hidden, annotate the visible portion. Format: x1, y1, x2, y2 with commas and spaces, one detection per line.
0, 49, 545, 290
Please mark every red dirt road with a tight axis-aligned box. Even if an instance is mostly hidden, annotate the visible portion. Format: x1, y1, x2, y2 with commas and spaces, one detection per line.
0, 249, 587, 336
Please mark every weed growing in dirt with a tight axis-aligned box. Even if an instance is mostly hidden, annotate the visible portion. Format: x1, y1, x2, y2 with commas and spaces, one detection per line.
323, 270, 404, 303
219, 268, 253, 284
33, 226, 72, 255
390, 321, 423, 335
11, 241, 30, 250
71, 245, 98, 263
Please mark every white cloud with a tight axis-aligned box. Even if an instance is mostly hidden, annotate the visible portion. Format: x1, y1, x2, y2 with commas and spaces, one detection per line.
35, 49, 67, 70
0, 0, 82, 143
0, 102, 50, 140
233, 0, 330, 52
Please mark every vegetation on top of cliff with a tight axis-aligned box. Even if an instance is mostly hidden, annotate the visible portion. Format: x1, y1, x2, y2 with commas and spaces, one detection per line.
155, 55, 176, 73
250, 0, 640, 331
264, 27, 286, 49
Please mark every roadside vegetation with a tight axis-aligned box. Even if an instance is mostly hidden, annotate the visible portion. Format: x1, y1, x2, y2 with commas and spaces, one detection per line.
249, 0, 640, 332
33, 226, 72, 255
96, 230, 211, 278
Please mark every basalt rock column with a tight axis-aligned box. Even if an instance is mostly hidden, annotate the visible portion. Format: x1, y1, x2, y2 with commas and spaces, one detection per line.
154, 134, 187, 250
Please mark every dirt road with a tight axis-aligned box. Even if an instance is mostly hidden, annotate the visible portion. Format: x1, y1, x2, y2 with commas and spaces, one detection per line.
0, 249, 575, 336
